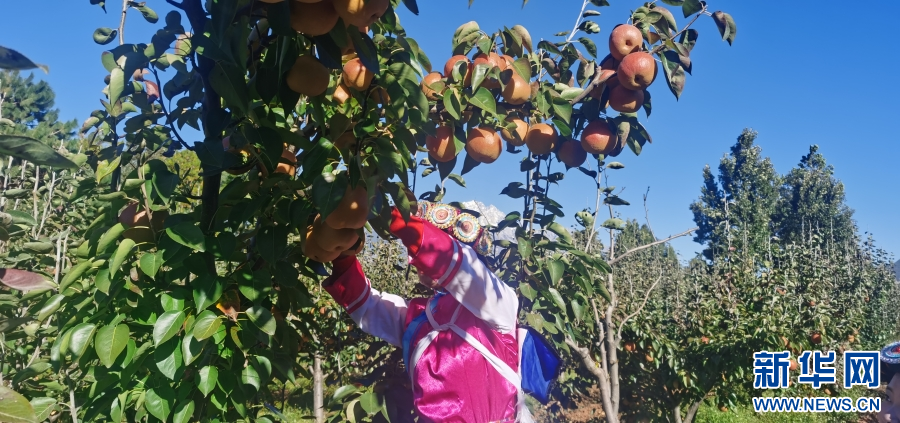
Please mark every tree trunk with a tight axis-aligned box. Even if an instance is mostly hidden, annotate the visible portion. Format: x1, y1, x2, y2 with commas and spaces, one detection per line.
314, 353, 325, 423
682, 399, 703, 423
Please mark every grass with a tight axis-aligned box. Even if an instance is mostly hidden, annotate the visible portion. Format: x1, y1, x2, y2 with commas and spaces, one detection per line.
695, 403, 825, 423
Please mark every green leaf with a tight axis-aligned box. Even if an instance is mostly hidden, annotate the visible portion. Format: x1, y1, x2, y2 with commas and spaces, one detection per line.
132, 4, 159, 23
197, 366, 218, 397
172, 400, 194, 423
548, 287, 567, 315
68, 323, 97, 359
37, 294, 64, 322
95, 156, 121, 183
0, 46, 48, 73
468, 87, 496, 115
311, 169, 348, 222
330, 385, 359, 406
519, 283, 537, 301
246, 306, 276, 336
712, 11, 737, 45
139, 251, 163, 279
546, 259, 564, 285
256, 226, 287, 265
97, 223, 127, 253
241, 362, 260, 392
209, 62, 249, 114
192, 310, 222, 341
658, 52, 685, 100
0, 135, 77, 169
23, 242, 54, 254
165, 222, 206, 252
182, 332, 206, 365
551, 96, 572, 124
193, 275, 224, 311
447, 173, 466, 188
517, 236, 532, 259
108, 66, 126, 112
93, 27, 117, 45
95, 324, 130, 368
59, 260, 92, 291
153, 310, 185, 347
29, 398, 55, 422
603, 195, 631, 206
0, 386, 36, 423
348, 30, 381, 76
601, 218, 626, 230
442, 89, 461, 120
546, 222, 573, 244
578, 37, 597, 58
109, 238, 135, 278
145, 386, 174, 422
607, 162, 625, 169
154, 338, 183, 380
682, 0, 702, 17
360, 391, 383, 415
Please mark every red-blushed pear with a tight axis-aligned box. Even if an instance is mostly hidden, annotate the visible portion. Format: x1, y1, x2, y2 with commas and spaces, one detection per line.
342, 57, 374, 91
333, 83, 351, 105
303, 225, 341, 262
500, 117, 528, 147
290, 0, 339, 36
312, 215, 359, 252
524, 123, 557, 155
342, 235, 365, 256
333, 0, 389, 27
287, 55, 330, 96
473, 53, 507, 88
444, 55, 473, 86
426, 126, 457, 162
325, 184, 369, 229
580, 119, 615, 155
810, 333, 822, 345
608, 85, 644, 113
556, 139, 587, 167
421, 72, 445, 101
501, 72, 530, 105
465, 127, 502, 164
333, 132, 357, 150
275, 145, 297, 176
608, 24, 643, 60
617, 52, 657, 91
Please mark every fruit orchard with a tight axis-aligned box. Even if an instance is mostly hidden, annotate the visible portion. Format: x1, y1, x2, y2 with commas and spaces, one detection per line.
0, 0, 897, 423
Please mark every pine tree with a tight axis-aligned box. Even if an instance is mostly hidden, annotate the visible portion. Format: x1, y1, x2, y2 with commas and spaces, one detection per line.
0, 70, 77, 149
689, 129, 781, 260
774, 144, 856, 247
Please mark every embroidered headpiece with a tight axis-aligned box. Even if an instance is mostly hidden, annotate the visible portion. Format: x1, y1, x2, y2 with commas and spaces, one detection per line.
416, 201, 493, 257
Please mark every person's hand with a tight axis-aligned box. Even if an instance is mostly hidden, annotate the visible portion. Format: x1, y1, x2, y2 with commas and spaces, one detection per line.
389, 207, 424, 255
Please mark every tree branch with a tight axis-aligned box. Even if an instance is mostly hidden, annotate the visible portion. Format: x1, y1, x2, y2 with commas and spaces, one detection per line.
609, 227, 698, 266
118, 0, 129, 45
617, 273, 662, 341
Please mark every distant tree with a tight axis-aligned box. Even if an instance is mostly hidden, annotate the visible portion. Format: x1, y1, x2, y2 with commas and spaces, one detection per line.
690, 129, 781, 260
774, 144, 856, 247
0, 70, 77, 149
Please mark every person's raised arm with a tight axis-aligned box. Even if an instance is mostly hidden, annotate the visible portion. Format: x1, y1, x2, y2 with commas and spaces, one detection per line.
389, 208, 518, 333
322, 255, 408, 347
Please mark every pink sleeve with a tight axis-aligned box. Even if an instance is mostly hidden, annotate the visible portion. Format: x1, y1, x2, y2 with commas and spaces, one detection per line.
410, 223, 519, 334
324, 257, 408, 347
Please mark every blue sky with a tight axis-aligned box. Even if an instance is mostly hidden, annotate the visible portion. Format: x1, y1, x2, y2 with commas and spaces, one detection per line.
3, 1, 897, 260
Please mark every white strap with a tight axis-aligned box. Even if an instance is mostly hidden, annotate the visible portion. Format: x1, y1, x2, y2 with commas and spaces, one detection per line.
410, 303, 534, 422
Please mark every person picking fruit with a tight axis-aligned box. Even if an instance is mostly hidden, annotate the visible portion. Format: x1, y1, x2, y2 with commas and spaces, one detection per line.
312, 202, 557, 423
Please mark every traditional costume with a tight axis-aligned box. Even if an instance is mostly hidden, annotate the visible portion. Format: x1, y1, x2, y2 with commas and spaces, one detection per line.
322, 203, 558, 423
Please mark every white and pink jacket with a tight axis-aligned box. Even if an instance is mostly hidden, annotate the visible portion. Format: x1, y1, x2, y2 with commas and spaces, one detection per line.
324, 218, 529, 423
